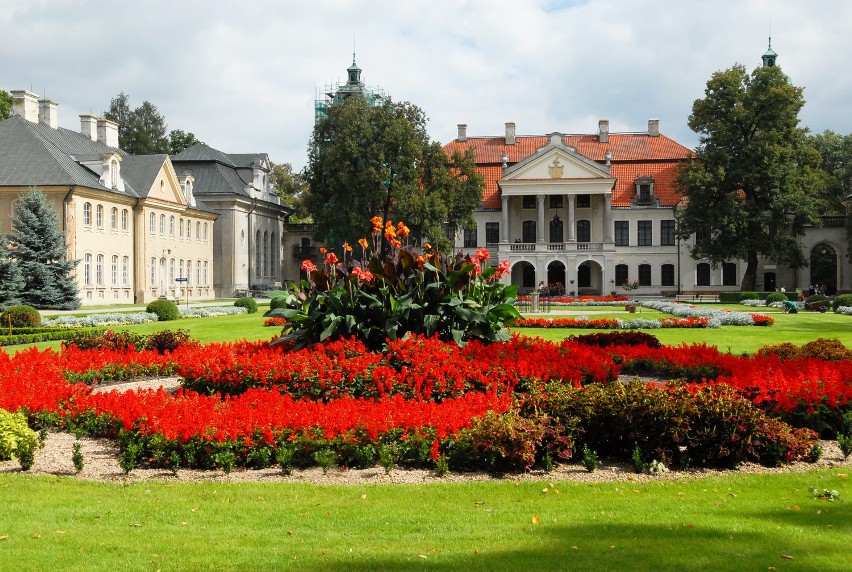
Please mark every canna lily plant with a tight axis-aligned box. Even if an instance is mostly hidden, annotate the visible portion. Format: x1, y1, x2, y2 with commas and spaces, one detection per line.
269, 218, 520, 349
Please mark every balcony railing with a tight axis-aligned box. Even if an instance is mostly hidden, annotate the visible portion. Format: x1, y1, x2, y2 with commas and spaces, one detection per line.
505, 242, 605, 253
292, 245, 317, 259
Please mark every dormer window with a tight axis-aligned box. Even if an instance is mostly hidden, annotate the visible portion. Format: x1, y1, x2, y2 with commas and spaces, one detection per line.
632, 176, 658, 207
109, 159, 119, 189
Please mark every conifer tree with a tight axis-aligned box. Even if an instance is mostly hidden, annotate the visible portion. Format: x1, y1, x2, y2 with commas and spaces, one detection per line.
0, 234, 24, 309
9, 189, 80, 309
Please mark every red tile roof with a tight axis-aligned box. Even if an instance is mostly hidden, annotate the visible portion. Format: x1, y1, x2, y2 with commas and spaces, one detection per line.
444, 133, 692, 209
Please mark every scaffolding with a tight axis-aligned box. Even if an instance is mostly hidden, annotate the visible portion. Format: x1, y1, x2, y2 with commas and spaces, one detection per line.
314, 55, 388, 122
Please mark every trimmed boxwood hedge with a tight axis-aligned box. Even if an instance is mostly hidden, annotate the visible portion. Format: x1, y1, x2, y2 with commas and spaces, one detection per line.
719, 291, 798, 303
0, 327, 103, 347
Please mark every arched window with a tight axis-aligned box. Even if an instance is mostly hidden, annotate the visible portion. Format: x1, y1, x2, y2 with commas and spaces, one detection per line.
661, 264, 675, 287
263, 230, 269, 276
255, 230, 262, 277
203, 261, 209, 285
203, 222, 208, 242
111, 207, 118, 229
179, 218, 184, 238
187, 220, 192, 237
196, 259, 202, 285
122, 256, 129, 286
169, 258, 175, 283
150, 257, 156, 286
96, 254, 104, 285
179, 259, 184, 280
111, 255, 118, 285
83, 202, 92, 225
84, 254, 92, 285
576, 220, 591, 243
159, 214, 166, 235
149, 212, 156, 234
96, 204, 104, 228
169, 216, 175, 237
121, 209, 129, 231
270, 232, 277, 277
697, 263, 711, 286
110, 160, 119, 189
187, 260, 192, 285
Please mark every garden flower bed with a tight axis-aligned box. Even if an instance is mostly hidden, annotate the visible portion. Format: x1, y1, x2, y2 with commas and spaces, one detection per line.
1, 334, 848, 475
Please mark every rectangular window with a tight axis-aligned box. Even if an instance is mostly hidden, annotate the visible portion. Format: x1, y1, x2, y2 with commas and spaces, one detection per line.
614, 221, 629, 246
661, 264, 675, 287
485, 222, 499, 245
522, 195, 536, 209
522, 220, 536, 243
169, 259, 175, 283
638, 184, 652, 204
549, 195, 563, 209
111, 208, 118, 229
463, 226, 477, 248
187, 260, 192, 285
96, 254, 104, 286
638, 264, 652, 286
121, 209, 128, 231
615, 264, 628, 286
723, 262, 737, 286
576, 194, 590, 208
660, 220, 676, 246
638, 220, 652, 246
122, 256, 129, 286
111, 255, 118, 285
445, 224, 456, 243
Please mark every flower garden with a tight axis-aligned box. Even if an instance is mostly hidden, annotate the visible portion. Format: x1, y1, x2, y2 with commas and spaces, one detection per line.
1, 330, 849, 475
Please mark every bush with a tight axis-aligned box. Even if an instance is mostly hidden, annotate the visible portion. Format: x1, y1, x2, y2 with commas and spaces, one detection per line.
833, 294, 852, 311
720, 292, 760, 303
569, 331, 661, 349
0, 408, 38, 463
804, 294, 829, 305
64, 329, 146, 351
757, 342, 801, 361
0, 305, 41, 329
234, 296, 258, 314
765, 292, 788, 304
146, 329, 192, 353
146, 299, 180, 321
269, 296, 288, 313
462, 409, 545, 473
798, 338, 852, 361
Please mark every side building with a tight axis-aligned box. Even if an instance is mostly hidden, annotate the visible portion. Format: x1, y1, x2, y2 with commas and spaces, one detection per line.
171, 143, 291, 297
0, 90, 216, 306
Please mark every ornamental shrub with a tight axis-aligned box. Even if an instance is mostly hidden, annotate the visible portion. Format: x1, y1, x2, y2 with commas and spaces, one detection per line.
798, 338, 852, 361
269, 296, 288, 313
0, 305, 41, 328
568, 331, 662, 349
462, 409, 545, 473
832, 294, 852, 311
233, 296, 258, 314
0, 408, 38, 463
64, 329, 146, 351
765, 292, 788, 304
271, 218, 520, 350
757, 342, 801, 361
804, 293, 829, 305
146, 329, 192, 353
146, 299, 180, 321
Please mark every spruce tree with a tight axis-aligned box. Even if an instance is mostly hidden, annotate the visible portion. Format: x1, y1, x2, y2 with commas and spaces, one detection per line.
0, 234, 24, 309
10, 189, 80, 309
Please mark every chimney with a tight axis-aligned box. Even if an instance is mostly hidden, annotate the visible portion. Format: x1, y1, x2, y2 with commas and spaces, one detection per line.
598, 119, 609, 144
457, 124, 467, 142
648, 118, 660, 137
80, 114, 98, 141
38, 99, 59, 129
11, 90, 40, 123
96, 118, 120, 148
505, 122, 516, 145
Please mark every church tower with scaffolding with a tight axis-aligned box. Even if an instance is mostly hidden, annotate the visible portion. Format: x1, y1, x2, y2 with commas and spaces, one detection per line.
315, 54, 387, 122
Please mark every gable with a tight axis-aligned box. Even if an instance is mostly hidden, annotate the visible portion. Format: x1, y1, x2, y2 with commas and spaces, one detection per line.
503, 147, 612, 182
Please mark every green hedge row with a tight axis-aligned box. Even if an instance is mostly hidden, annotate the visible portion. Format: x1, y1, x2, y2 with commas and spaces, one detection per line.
0, 328, 103, 347
719, 291, 799, 303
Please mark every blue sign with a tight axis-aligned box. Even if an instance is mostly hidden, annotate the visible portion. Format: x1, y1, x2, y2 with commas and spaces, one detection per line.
175, 277, 188, 282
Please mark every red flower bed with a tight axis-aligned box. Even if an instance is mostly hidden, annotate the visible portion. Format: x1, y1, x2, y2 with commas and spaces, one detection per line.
513, 317, 710, 329
264, 317, 287, 327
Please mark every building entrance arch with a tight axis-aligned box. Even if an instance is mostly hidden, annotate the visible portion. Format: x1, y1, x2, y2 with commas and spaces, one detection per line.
810, 243, 838, 295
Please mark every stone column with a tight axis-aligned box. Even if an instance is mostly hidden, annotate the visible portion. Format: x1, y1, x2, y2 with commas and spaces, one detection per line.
603, 192, 613, 242
537, 194, 546, 243
567, 194, 576, 241
501, 195, 510, 243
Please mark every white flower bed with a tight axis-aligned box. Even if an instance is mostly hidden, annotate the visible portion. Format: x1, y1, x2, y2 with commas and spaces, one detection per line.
835, 306, 852, 315
617, 318, 662, 329
739, 299, 766, 307
42, 312, 158, 328
639, 300, 761, 326
179, 306, 248, 318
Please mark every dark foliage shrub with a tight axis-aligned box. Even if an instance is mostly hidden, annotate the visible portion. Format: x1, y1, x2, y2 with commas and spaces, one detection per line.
461, 409, 546, 473
269, 296, 288, 312
146, 299, 180, 321
234, 297, 258, 314
568, 331, 662, 349
0, 305, 41, 328
756, 342, 801, 361
64, 329, 147, 351
798, 338, 852, 361
146, 329, 192, 353
765, 292, 788, 304
832, 294, 852, 310
804, 294, 829, 305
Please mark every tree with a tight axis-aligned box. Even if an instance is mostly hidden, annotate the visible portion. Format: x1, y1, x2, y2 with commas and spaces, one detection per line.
809, 130, 852, 215
0, 234, 25, 309
675, 63, 825, 291
0, 90, 12, 121
9, 189, 79, 309
305, 96, 483, 250
270, 163, 311, 222
168, 129, 201, 155
103, 93, 175, 155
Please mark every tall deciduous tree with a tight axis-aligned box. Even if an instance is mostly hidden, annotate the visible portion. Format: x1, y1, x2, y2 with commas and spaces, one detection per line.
675, 63, 825, 291
305, 96, 482, 250
270, 163, 310, 222
168, 129, 201, 155
809, 130, 852, 215
0, 90, 12, 121
9, 189, 79, 309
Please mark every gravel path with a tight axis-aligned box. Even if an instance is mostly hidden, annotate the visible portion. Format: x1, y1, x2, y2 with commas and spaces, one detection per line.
2, 377, 848, 485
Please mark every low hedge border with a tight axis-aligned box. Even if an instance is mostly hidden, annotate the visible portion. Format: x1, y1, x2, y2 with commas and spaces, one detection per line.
0, 328, 104, 347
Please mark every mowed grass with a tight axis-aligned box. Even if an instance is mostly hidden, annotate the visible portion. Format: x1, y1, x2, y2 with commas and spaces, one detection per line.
1, 469, 849, 572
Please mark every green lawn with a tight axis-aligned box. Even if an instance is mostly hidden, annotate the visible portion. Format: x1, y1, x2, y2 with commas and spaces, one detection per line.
1, 469, 849, 571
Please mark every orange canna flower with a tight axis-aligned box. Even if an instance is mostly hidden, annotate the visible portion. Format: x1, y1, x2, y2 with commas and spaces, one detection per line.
358, 238, 369, 250
319, 247, 327, 254
343, 242, 352, 252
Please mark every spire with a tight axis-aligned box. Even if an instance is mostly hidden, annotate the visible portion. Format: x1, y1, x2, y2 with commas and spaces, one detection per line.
347, 52, 362, 85
762, 37, 777, 67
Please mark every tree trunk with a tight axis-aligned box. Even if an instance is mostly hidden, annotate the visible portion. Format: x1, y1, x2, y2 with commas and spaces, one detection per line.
740, 251, 759, 291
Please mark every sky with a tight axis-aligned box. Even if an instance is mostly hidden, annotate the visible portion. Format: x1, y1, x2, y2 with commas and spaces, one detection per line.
3, 0, 851, 170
